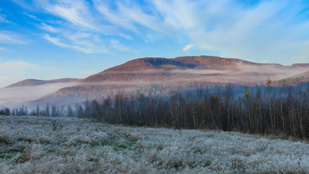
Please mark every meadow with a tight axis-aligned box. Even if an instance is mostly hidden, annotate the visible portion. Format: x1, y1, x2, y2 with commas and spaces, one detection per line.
0, 116, 308, 173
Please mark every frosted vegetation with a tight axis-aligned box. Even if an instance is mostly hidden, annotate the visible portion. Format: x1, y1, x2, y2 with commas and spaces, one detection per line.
0, 116, 308, 173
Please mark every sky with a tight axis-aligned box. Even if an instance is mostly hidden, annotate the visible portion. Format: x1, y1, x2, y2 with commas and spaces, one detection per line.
1, 0, 309, 88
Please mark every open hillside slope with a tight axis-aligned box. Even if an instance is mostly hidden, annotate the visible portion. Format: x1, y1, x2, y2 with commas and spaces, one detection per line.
0, 116, 308, 173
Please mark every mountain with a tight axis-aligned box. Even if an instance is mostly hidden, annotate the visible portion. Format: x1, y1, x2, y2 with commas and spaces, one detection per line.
81, 56, 300, 85
4, 56, 309, 106
81, 56, 262, 82
6, 78, 80, 88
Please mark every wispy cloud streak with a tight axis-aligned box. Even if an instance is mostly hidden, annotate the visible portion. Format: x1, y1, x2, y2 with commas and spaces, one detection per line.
183, 44, 194, 51
0, 31, 27, 45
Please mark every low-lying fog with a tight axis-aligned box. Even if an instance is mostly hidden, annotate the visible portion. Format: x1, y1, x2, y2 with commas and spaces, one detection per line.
0, 82, 77, 107
171, 63, 309, 83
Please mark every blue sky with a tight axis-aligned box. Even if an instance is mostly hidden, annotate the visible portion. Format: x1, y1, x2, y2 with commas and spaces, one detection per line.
1, 0, 309, 87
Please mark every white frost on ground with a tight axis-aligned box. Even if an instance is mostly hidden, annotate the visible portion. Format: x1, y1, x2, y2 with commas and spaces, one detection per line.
0, 116, 308, 174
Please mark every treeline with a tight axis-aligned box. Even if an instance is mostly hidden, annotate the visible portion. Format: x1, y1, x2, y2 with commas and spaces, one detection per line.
0, 104, 66, 117
1, 83, 309, 138
0, 106, 11, 115
72, 84, 309, 139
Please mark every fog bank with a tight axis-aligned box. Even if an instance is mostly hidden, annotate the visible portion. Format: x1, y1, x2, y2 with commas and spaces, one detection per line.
0, 82, 77, 106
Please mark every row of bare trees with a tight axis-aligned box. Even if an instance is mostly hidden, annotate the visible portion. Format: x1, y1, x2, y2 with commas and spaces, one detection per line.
70, 84, 309, 138
2, 83, 309, 138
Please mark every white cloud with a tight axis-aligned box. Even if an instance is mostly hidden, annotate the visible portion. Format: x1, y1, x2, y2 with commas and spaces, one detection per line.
11, 0, 35, 10
40, 11, 133, 54
93, 0, 166, 34
27, 0, 132, 54
43, 34, 110, 54
0, 60, 37, 72
0, 47, 7, 51
43, 34, 67, 48
40, 23, 58, 33
38, 0, 114, 32
183, 44, 194, 51
40, 22, 111, 53
110, 39, 130, 51
151, 0, 205, 30
48, 4, 97, 30
93, 1, 137, 32
0, 14, 9, 23
0, 60, 40, 88
0, 31, 27, 45
0, 9, 10, 23
24, 12, 41, 21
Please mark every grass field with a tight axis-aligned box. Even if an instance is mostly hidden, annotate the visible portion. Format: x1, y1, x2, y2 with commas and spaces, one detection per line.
0, 116, 308, 173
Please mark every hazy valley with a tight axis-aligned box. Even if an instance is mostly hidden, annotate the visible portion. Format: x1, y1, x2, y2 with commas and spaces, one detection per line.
1, 56, 309, 107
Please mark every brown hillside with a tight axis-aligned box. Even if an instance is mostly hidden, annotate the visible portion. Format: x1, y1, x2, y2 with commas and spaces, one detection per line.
82, 57, 197, 82
81, 56, 253, 82
173, 56, 260, 68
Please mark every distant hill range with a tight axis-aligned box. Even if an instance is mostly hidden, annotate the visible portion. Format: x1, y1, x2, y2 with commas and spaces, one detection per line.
4, 56, 309, 106
6, 78, 80, 88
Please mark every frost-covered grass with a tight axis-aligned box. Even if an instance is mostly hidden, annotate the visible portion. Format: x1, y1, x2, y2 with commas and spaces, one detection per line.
0, 116, 308, 174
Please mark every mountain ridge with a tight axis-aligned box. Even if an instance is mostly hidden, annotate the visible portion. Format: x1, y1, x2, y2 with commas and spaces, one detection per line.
81, 56, 261, 82
6, 78, 80, 88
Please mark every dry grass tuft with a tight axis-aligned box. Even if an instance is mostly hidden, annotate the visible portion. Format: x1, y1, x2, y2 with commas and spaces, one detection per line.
0, 134, 11, 144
